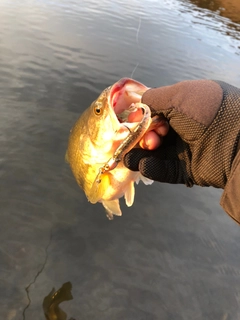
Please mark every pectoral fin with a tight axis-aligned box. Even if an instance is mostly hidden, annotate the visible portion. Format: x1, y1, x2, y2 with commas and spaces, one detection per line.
136, 174, 154, 186
65, 151, 69, 163
102, 199, 122, 220
88, 172, 111, 204
124, 181, 135, 207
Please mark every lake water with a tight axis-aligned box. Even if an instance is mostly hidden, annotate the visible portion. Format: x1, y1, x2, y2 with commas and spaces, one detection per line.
1, 0, 240, 319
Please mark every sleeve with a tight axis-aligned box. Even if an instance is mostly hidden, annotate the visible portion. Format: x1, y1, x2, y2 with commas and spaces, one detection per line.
220, 143, 240, 225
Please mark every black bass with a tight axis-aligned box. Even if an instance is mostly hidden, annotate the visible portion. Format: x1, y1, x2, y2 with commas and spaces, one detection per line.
66, 78, 157, 219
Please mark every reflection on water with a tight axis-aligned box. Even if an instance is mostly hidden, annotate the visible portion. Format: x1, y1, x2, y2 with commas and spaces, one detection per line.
186, 0, 240, 46
190, 0, 240, 23
43, 282, 74, 320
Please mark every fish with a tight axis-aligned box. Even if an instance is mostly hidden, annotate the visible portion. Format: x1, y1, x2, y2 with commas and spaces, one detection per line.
42, 282, 73, 320
65, 78, 159, 219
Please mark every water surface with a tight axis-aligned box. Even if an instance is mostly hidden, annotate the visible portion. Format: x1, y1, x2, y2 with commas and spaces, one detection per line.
1, 0, 240, 319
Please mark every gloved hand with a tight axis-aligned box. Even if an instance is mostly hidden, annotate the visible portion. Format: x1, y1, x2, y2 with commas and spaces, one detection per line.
124, 80, 240, 190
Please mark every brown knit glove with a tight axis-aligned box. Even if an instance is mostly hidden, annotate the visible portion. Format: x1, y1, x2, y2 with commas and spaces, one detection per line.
124, 80, 240, 189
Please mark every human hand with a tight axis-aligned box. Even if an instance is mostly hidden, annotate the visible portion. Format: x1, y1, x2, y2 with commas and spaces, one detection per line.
124, 80, 240, 189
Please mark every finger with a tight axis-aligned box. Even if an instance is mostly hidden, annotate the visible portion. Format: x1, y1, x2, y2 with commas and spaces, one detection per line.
148, 117, 169, 137
155, 121, 169, 136
142, 80, 223, 141
124, 145, 177, 171
124, 148, 153, 171
139, 131, 162, 150
139, 157, 185, 184
138, 120, 169, 150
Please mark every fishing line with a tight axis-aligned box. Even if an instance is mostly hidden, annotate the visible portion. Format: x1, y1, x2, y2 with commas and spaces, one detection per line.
131, 16, 142, 79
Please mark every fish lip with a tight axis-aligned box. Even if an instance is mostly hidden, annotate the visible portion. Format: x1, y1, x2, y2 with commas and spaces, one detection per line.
108, 78, 149, 121
108, 78, 132, 114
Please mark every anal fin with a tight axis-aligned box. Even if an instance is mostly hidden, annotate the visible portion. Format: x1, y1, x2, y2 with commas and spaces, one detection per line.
138, 174, 153, 185
102, 199, 122, 220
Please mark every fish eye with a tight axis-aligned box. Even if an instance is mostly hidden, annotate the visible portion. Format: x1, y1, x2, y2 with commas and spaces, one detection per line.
94, 105, 102, 115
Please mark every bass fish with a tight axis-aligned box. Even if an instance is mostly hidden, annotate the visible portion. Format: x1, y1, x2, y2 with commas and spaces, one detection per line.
65, 78, 158, 219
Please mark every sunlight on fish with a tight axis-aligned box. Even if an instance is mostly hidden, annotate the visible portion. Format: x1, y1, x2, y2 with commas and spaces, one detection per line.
65, 78, 161, 219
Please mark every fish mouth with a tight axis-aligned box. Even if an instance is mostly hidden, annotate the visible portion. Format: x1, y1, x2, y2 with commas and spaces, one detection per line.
108, 78, 149, 120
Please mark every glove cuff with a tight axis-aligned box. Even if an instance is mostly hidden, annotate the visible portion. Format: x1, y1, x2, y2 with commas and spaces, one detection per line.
189, 81, 240, 188
220, 146, 240, 224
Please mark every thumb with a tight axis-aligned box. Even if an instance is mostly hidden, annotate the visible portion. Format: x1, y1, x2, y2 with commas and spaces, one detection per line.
142, 80, 223, 141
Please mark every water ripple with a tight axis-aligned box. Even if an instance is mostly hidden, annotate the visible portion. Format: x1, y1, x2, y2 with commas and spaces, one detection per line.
0, 2, 240, 318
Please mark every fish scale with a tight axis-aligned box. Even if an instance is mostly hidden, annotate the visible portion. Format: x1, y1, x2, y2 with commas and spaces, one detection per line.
65, 78, 155, 219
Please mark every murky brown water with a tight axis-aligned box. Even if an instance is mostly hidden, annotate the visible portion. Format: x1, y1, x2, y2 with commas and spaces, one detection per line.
1, 0, 240, 319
